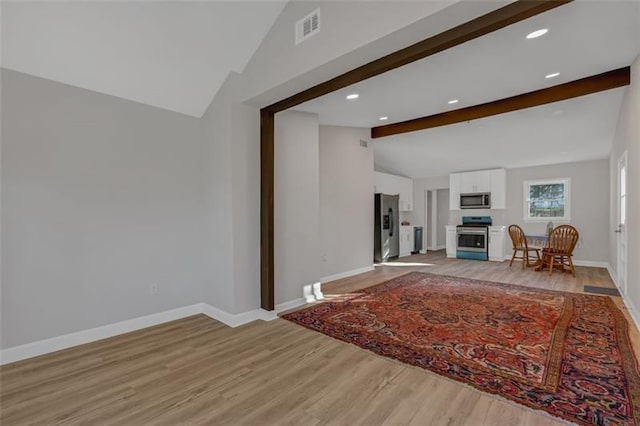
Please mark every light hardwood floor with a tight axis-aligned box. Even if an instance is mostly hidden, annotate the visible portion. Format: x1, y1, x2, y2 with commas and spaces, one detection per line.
1, 251, 638, 425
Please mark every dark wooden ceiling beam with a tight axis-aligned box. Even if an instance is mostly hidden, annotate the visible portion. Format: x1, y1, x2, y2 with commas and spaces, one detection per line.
266, 0, 572, 114
371, 66, 631, 139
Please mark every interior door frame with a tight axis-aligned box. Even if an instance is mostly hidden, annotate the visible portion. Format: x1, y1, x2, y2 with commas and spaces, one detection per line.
617, 151, 628, 294
259, 0, 573, 310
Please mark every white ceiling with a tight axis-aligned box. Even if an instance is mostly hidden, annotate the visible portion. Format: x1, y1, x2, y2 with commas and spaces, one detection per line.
293, 0, 640, 178
1, 1, 286, 117
373, 89, 625, 178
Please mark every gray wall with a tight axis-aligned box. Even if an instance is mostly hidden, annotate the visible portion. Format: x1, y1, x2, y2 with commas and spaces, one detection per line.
609, 55, 640, 314
426, 191, 433, 248
200, 73, 263, 314
319, 126, 373, 278
1, 69, 205, 349
449, 159, 610, 263
436, 189, 449, 248
274, 111, 320, 304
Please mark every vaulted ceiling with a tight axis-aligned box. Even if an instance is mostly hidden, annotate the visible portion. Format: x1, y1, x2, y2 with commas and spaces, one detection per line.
1, 1, 286, 117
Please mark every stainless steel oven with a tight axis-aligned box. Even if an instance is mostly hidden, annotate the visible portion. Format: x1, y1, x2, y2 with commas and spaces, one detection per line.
456, 227, 488, 252
456, 216, 491, 260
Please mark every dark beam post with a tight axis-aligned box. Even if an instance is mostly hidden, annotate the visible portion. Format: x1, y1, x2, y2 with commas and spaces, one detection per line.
260, 108, 275, 311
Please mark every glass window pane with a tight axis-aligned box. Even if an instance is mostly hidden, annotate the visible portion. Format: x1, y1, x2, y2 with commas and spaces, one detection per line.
529, 183, 564, 201
621, 195, 626, 225
527, 181, 566, 219
621, 166, 626, 196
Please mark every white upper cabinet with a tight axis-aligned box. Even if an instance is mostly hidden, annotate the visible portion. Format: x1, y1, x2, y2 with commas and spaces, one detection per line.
450, 168, 506, 210
459, 171, 491, 194
374, 171, 413, 211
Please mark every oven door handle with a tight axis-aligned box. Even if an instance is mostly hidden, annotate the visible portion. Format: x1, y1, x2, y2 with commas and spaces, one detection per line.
457, 230, 487, 235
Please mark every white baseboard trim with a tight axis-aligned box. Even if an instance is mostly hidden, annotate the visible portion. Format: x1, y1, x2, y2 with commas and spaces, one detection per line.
320, 265, 375, 284
427, 245, 445, 251
604, 264, 640, 332
201, 304, 264, 328
0, 303, 203, 366
607, 264, 619, 288
573, 260, 609, 268
276, 298, 307, 314
0, 296, 310, 366
619, 293, 640, 333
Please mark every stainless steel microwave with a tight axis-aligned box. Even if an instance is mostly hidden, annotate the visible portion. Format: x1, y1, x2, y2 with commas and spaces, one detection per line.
460, 192, 491, 209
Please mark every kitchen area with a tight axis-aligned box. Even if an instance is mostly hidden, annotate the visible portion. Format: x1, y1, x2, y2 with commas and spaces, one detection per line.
374, 168, 509, 264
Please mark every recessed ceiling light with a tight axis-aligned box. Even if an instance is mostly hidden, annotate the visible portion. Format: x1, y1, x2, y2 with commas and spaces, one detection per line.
526, 28, 548, 39
448, 99, 459, 104
545, 72, 560, 79
346, 93, 359, 100
379, 116, 388, 121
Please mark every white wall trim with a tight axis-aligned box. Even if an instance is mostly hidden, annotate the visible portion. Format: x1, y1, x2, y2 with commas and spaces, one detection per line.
0, 303, 204, 365
573, 260, 609, 268
427, 245, 445, 251
0, 297, 310, 366
276, 298, 308, 314
604, 263, 640, 332
607, 264, 619, 288
320, 265, 374, 284
200, 304, 264, 328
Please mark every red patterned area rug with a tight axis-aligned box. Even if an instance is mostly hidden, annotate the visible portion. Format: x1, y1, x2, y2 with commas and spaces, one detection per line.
282, 272, 640, 425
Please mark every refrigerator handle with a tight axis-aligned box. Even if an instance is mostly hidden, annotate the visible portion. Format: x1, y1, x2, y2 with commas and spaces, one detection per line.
388, 208, 394, 237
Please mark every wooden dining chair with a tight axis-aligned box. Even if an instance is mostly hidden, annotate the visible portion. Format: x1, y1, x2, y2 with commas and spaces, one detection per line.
508, 224, 540, 269
540, 225, 579, 277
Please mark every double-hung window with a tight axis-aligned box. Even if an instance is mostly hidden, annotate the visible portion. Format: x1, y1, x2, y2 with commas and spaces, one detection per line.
524, 178, 570, 222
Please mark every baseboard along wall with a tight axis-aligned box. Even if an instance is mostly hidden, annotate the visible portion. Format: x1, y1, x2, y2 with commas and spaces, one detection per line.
0, 298, 307, 366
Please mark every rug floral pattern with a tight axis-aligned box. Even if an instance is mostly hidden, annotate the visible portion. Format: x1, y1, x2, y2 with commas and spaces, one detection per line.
282, 272, 640, 425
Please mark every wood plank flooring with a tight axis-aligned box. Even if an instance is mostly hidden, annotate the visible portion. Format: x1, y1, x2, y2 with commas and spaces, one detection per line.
1, 251, 638, 425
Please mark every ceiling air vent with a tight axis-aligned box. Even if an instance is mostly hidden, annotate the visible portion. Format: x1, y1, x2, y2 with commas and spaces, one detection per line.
295, 9, 320, 45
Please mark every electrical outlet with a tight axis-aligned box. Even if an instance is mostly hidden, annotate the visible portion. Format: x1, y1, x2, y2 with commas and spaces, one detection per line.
150, 283, 160, 296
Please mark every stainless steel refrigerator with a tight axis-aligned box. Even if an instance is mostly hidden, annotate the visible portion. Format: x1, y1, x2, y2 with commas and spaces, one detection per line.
374, 193, 399, 262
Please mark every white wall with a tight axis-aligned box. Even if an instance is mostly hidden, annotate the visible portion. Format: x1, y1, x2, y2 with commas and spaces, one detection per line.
319, 126, 373, 279
448, 160, 610, 263
274, 111, 320, 304
610, 55, 640, 316
1, 69, 205, 349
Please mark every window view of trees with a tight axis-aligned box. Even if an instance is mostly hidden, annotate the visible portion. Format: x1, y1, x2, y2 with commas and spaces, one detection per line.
528, 183, 565, 218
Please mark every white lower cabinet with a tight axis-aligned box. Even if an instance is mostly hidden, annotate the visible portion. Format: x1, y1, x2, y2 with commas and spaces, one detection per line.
488, 226, 507, 261
400, 226, 414, 257
445, 225, 457, 258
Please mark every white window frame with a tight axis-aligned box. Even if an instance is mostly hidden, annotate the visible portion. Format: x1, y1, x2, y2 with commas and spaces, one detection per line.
523, 178, 571, 222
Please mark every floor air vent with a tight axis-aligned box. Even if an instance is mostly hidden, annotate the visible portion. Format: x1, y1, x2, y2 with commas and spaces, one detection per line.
296, 9, 320, 45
